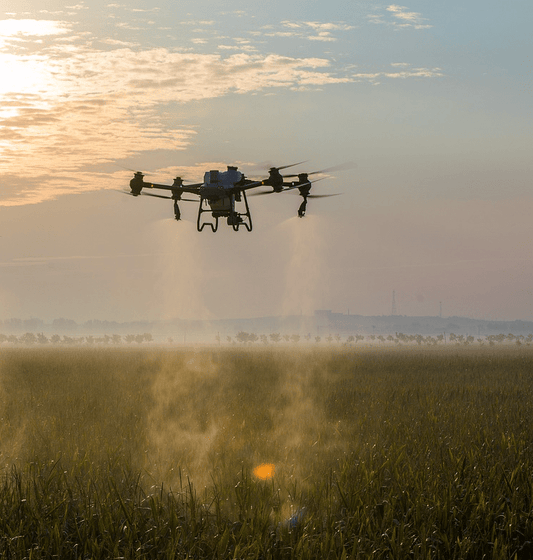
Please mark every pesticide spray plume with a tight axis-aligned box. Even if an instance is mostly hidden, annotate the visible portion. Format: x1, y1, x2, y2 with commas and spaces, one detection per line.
278, 214, 328, 317
148, 219, 212, 322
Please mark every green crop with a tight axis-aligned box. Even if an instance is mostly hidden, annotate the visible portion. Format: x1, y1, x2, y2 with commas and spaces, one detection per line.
0, 346, 532, 558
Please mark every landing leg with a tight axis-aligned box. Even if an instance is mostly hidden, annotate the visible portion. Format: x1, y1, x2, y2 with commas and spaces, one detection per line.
232, 191, 252, 231
298, 197, 307, 217
197, 197, 218, 232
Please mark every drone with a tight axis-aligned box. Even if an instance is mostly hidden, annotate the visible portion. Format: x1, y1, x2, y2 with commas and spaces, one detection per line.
125, 161, 345, 232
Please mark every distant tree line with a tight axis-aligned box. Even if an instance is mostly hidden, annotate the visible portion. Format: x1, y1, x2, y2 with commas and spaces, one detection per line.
0, 333, 154, 345
2, 331, 531, 347
221, 331, 533, 347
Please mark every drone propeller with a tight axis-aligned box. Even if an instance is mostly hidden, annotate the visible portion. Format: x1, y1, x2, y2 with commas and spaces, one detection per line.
118, 165, 149, 175
307, 193, 342, 199
250, 176, 327, 196
269, 160, 307, 172
142, 192, 171, 200
284, 161, 355, 178
142, 192, 197, 202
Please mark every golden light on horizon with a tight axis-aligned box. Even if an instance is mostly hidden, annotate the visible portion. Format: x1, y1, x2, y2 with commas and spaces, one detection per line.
253, 463, 275, 480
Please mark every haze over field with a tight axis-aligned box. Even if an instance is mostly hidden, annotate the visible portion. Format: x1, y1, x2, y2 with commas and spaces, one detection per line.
1, 1, 532, 323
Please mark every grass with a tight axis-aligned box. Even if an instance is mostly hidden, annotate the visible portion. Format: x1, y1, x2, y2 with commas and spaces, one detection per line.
0, 345, 533, 558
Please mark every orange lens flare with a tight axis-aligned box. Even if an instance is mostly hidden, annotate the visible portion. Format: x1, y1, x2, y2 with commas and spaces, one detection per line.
253, 463, 275, 480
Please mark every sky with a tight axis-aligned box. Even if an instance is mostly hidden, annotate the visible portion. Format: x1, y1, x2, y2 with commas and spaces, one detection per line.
0, 0, 532, 324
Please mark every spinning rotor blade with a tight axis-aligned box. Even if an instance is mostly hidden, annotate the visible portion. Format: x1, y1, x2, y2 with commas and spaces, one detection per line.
142, 192, 172, 200
284, 161, 356, 178
307, 193, 342, 198
248, 190, 275, 196
249, 186, 297, 196
118, 164, 150, 175
269, 160, 307, 172
143, 192, 197, 202
285, 177, 327, 190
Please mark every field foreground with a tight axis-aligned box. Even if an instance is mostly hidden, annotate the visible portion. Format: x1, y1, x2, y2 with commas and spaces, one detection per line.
1, 346, 533, 559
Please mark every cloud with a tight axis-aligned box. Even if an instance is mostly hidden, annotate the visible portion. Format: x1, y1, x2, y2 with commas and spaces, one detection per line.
368, 5, 432, 29
0, 18, 71, 49
263, 20, 354, 42
350, 63, 443, 85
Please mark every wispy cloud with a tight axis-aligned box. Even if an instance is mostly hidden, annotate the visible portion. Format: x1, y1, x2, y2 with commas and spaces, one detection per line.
263, 20, 354, 42
369, 5, 432, 29
351, 63, 443, 84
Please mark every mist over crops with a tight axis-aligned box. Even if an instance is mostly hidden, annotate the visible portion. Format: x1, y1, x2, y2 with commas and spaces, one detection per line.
1, 346, 533, 558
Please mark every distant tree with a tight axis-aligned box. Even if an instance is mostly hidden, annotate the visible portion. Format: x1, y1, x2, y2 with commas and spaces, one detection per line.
36, 333, 49, 344
334, 334, 341, 343
143, 333, 153, 343
134, 334, 145, 344
304, 333, 312, 341
270, 333, 281, 344
235, 331, 248, 344
235, 331, 257, 344
0, 334, 7, 344
315, 336, 321, 343
290, 334, 300, 344
326, 335, 333, 344
111, 334, 122, 344
124, 334, 136, 344
283, 334, 290, 343
50, 334, 61, 344
260, 334, 269, 345
346, 335, 355, 344
226, 336, 232, 344
20, 332, 37, 345
215, 333, 221, 345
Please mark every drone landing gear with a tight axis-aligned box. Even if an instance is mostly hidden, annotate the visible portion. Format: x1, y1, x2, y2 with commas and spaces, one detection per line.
298, 197, 308, 218
230, 191, 252, 232
173, 200, 181, 221
197, 198, 219, 232
196, 193, 253, 232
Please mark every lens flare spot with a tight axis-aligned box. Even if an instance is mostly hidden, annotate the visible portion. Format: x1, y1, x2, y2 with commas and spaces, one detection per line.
253, 463, 275, 480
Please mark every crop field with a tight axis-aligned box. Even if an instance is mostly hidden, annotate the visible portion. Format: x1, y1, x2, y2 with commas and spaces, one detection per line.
1, 346, 533, 559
